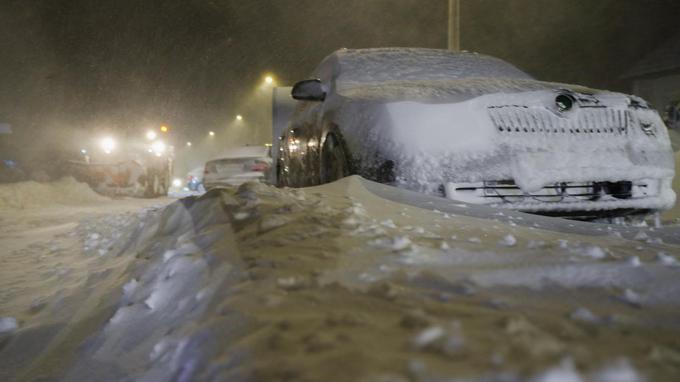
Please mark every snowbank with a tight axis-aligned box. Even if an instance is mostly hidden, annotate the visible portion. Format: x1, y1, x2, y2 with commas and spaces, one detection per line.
4, 176, 680, 381
662, 151, 680, 221
0, 177, 109, 209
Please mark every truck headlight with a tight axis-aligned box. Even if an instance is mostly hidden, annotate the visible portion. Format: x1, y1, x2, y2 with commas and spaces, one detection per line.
100, 137, 116, 154
150, 140, 166, 156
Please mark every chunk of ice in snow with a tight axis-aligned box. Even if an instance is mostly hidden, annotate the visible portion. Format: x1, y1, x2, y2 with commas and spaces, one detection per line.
122, 279, 139, 297
390, 236, 412, 251
589, 358, 644, 382
440, 241, 450, 250
413, 326, 445, 348
530, 358, 583, 382
0, 317, 18, 333
626, 256, 641, 267
233, 211, 250, 220
570, 307, 599, 323
499, 234, 517, 247
621, 289, 643, 307
380, 219, 397, 229
633, 231, 648, 241
646, 236, 663, 244
582, 245, 606, 259
656, 252, 679, 267
467, 237, 481, 244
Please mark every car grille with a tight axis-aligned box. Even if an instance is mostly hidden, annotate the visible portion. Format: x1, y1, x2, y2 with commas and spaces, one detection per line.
487, 106, 629, 135
453, 180, 643, 203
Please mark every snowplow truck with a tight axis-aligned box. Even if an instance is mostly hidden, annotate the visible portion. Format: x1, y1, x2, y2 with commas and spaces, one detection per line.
68, 142, 173, 198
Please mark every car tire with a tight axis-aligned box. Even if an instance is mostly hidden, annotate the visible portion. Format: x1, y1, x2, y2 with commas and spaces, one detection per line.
320, 133, 349, 184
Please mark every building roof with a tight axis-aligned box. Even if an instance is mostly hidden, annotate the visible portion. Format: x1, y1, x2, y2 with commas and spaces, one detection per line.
622, 32, 680, 79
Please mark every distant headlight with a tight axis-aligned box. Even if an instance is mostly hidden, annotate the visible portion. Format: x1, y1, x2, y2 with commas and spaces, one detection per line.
172, 178, 182, 187
100, 137, 116, 154
150, 140, 166, 155
555, 93, 575, 112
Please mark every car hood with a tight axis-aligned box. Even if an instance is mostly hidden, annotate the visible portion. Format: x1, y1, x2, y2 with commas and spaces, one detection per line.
335, 77, 602, 104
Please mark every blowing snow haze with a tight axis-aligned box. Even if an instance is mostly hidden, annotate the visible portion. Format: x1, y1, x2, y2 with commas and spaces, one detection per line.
0, 0, 679, 170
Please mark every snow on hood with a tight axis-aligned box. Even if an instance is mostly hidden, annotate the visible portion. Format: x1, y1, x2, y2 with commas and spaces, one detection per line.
335, 77, 599, 104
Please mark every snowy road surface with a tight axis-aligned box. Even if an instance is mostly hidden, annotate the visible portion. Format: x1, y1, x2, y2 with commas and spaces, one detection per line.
1, 176, 680, 381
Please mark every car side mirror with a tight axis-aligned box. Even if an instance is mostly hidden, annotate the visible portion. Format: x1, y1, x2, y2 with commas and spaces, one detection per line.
291, 79, 326, 101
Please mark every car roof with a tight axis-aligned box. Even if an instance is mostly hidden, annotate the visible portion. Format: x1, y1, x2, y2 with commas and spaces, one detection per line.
314, 47, 532, 85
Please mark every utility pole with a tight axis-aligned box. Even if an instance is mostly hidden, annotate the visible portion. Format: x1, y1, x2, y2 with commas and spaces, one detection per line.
448, 0, 460, 51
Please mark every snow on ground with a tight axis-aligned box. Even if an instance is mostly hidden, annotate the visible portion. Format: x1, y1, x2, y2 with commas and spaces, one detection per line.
1, 176, 680, 381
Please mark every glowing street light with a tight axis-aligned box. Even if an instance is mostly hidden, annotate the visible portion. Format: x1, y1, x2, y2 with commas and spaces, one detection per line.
209, 131, 215, 137
264, 75, 273, 85
160, 125, 169, 133
80, 148, 87, 154
186, 141, 192, 147
146, 130, 157, 140
236, 115, 243, 121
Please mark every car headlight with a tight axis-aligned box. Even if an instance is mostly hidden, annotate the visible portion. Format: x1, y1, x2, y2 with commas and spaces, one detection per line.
555, 93, 575, 112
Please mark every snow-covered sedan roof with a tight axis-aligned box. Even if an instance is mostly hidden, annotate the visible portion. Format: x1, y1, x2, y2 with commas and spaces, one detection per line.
314, 48, 533, 86
312, 48, 599, 103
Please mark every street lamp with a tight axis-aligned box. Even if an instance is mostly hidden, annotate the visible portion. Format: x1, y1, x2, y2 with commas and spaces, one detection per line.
236, 115, 243, 121
146, 130, 157, 140
186, 141, 192, 147
265, 76, 273, 85
209, 131, 215, 137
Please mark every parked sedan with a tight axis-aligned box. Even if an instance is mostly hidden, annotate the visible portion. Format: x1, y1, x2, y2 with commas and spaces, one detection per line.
203, 146, 271, 190
277, 47, 675, 219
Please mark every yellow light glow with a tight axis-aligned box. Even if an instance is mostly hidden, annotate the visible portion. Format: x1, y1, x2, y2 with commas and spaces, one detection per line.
160, 125, 168, 133
236, 115, 243, 121
209, 131, 215, 136
265, 76, 273, 84
186, 141, 192, 147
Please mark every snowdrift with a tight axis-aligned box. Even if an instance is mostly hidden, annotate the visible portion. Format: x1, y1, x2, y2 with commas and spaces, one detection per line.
0, 177, 109, 209
4, 177, 680, 381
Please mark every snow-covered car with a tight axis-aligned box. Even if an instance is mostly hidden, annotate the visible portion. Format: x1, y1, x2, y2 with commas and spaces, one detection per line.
203, 146, 271, 190
277, 47, 676, 218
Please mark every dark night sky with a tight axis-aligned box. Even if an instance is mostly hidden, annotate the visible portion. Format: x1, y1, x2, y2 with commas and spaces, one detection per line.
1, 0, 679, 160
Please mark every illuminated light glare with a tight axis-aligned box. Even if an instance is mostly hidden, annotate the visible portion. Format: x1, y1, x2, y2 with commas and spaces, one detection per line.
160, 125, 168, 133
236, 115, 243, 121
264, 76, 273, 84
80, 149, 87, 154
186, 141, 192, 147
150, 140, 166, 155
146, 130, 157, 140
209, 131, 215, 136
172, 178, 182, 188
100, 137, 116, 154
